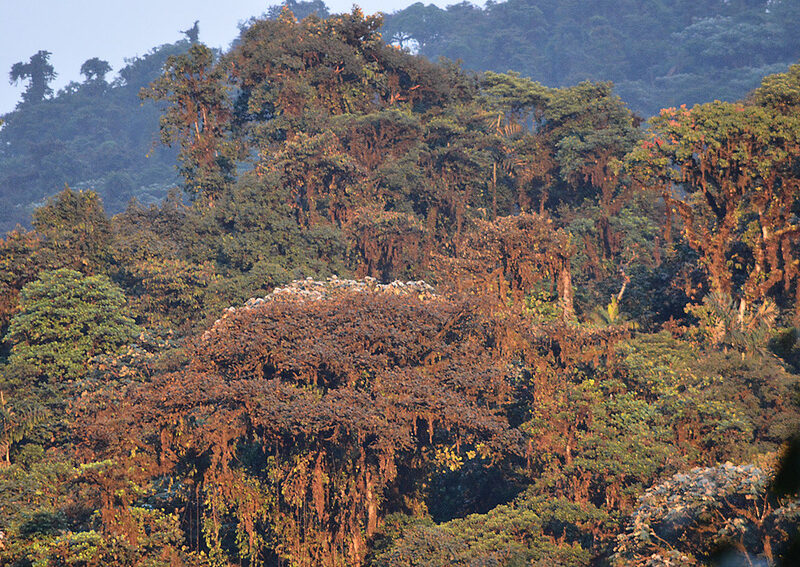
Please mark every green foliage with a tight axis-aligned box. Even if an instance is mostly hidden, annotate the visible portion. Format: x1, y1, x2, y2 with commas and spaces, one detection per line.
524, 284, 561, 323
752, 63, 800, 112
383, 0, 800, 116
0, 42, 185, 232
479, 72, 640, 211
480, 71, 645, 297
79, 57, 112, 85
0, 397, 46, 466
521, 370, 680, 516
687, 292, 777, 354
627, 64, 800, 321
372, 490, 609, 566
32, 188, 113, 273
374, 327, 797, 566
5, 269, 140, 382
588, 297, 624, 326
128, 256, 219, 330
0, 455, 212, 567
141, 43, 238, 199
0, 457, 101, 564
619, 333, 800, 463
266, 0, 330, 21
0, 228, 54, 333
9, 50, 56, 106
769, 327, 800, 373
213, 172, 351, 278
18, 510, 209, 567
2, 8, 800, 567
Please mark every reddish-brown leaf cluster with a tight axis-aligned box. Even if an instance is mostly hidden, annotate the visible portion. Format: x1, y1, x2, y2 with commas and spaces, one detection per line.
77, 290, 517, 564
432, 212, 575, 320
72, 279, 627, 566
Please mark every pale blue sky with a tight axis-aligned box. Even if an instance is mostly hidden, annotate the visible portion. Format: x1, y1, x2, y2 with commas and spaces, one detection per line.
0, 0, 483, 115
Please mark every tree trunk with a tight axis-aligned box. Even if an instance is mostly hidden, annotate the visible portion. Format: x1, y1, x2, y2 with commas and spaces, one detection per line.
558, 258, 575, 322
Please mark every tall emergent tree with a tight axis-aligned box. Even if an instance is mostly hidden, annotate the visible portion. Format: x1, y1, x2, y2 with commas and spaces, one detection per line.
141, 43, 238, 201
79, 57, 112, 83
181, 20, 200, 44
627, 63, 800, 321
9, 50, 57, 105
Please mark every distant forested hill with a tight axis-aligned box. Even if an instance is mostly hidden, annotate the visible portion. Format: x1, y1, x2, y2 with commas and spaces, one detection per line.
0, 42, 185, 233
2, 0, 800, 232
382, 0, 800, 116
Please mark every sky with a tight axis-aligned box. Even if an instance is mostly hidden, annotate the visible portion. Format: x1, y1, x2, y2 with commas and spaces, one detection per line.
0, 0, 484, 116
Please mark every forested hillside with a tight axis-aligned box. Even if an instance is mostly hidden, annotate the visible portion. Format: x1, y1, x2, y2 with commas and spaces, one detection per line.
383, 0, 800, 116
3, 0, 800, 233
1, 5, 800, 567
0, 43, 184, 232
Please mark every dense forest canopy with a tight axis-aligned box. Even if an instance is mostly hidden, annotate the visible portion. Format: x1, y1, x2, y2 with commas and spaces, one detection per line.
3, 0, 800, 233
382, 0, 800, 116
1, 3, 800, 566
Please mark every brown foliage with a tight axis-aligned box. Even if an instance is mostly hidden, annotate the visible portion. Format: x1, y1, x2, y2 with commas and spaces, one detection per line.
629, 102, 800, 318
77, 290, 526, 565
344, 206, 429, 280
73, 278, 630, 565
432, 212, 575, 320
